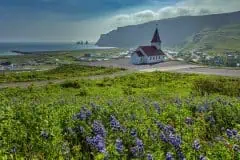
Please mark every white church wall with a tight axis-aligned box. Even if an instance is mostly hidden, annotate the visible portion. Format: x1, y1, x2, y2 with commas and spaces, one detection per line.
131, 53, 142, 64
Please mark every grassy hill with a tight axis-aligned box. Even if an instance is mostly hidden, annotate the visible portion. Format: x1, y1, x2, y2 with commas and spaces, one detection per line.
181, 24, 240, 55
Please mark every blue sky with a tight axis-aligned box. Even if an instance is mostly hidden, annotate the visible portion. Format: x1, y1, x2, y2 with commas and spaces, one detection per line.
0, 0, 239, 42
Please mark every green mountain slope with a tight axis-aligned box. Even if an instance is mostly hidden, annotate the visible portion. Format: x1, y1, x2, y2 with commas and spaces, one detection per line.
181, 24, 240, 55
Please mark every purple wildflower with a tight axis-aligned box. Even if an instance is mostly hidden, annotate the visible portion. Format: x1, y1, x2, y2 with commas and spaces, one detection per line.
131, 146, 138, 157
199, 155, 207, 160
147, 153, 153, 160
131, 129, 137, 137
164, 125, 175, 134
110, 115, 121, 131
226, 129, 233, 138
86, 134, 106, 153
176, 149, 185, 160
130, 138, 144, 157
156, 121, 165, 130
136, 138, 144, 152
160, 132, 168, 143
169, 134, 181, 148
73, 107, 91, 120
115, 139, 123, 153
166, 152, 173, 160
193, 140, 201, 151
232, 129, 238, 136
93, 121, 106, 137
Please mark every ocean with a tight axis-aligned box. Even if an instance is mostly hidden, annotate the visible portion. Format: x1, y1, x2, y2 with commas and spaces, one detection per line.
0, 42, 113, 56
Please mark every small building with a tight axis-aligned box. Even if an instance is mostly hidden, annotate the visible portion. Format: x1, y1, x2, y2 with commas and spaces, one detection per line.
131, 28, 166, 64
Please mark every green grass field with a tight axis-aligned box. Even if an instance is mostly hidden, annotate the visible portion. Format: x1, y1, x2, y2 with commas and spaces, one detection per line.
0, 69, 240, 159
0, 64, 124, 83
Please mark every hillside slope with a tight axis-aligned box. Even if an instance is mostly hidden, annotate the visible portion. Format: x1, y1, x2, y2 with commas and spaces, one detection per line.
181, 24, 240, 54
96, 11, 240, 48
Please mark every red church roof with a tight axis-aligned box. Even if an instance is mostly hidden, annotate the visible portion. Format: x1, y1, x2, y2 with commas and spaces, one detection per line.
139, 46, 165, 56
151, 28, 161, 43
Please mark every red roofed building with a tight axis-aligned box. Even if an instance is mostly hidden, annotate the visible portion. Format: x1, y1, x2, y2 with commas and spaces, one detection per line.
131, 27, 166, 64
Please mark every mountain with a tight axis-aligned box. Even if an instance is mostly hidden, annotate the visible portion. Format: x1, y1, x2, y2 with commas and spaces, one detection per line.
181, 24, 240, 54
96, 11, 240, 48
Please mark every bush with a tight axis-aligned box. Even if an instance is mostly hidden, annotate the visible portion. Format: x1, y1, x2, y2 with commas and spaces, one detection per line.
61, 81, 81, 88
193, 77, 240, 96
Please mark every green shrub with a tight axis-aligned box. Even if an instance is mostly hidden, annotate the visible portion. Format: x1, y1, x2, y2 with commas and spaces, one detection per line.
193, 77, 240, 96
61, 81, 81, 88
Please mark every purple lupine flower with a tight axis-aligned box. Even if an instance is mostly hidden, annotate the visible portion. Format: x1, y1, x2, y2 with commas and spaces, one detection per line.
169, 134, 181, 148
115, 139, 123, 153
136, 138, 144, 152
185, 117, 193, 125
131, 146, 138, 157
153, 102, 161, 114
169, 134, 182, 148
164, 125, 175, 134
147, 153, 153, 160
166, 152, 173, 160
93, 121, 106, 137
193, 140, 201, 151
73, 107, 91, 120
160, 132, 168, 143
156, 121, 165, 130
176, 149, 185, 160
199, 155, 207, 160
232, 129, 238, 136
86, 134, 106, 153
131, 129, 137, 137
226, 129, 233, 138
110, 115, 121, 131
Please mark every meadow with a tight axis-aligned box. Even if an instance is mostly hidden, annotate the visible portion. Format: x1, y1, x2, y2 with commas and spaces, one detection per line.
0, 70, 240, 159
0, 64, 124, 83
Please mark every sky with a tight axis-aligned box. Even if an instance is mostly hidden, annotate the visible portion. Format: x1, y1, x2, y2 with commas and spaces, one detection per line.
0, 0, 240, 42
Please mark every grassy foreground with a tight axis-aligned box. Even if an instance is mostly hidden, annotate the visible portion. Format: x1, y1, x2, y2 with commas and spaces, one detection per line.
0, 71, 240, 159
0, 64, 124, 83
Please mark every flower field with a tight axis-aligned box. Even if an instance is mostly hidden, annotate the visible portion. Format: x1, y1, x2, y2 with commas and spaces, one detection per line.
0, 71, 240, 159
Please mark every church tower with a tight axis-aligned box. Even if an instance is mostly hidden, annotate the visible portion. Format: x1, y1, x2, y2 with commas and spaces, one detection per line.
151, 27, 162, 50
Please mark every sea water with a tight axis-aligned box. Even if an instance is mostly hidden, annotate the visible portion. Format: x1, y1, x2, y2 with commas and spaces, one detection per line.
0, 42, 114, 56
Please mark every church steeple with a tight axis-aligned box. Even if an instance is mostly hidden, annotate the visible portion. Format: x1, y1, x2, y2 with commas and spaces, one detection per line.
151, 28, 161, 43
151, 26, 161, 50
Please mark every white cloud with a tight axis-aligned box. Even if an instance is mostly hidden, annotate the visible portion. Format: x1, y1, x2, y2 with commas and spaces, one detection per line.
109, 0, 240, 27
1, 0, 239, 42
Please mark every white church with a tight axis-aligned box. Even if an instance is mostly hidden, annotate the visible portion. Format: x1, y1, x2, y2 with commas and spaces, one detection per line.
131, 27, 166, 65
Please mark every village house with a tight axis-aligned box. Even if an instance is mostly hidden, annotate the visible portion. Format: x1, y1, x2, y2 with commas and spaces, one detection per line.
131, 27, 166, 64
